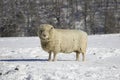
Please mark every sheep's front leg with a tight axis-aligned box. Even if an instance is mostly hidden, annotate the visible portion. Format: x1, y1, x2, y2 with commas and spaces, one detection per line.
52, 53, 57, 61
76, 52, 80, 61
48, 52, 52, 61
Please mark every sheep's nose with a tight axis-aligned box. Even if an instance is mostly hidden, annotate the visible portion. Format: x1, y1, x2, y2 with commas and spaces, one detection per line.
43, 34, 46, 37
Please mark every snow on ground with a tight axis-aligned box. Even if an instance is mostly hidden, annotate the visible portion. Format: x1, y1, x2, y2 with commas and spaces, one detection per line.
0, 34, 120, 80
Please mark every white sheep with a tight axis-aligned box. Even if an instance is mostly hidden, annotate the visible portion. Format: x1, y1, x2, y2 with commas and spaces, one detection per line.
38, 24, 87, 61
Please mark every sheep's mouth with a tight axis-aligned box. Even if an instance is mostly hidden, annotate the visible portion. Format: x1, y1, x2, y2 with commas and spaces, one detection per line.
40, 37, 50, 42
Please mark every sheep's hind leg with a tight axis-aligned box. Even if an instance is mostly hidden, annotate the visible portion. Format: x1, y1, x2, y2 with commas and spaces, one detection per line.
82, 52, 85, 61
76, 52, 80, 61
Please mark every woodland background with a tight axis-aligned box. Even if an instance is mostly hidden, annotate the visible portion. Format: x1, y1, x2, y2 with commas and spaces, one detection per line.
0, 0, 120, 37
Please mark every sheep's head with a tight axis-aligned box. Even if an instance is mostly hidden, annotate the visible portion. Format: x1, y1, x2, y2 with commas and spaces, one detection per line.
38, 24, 54, 42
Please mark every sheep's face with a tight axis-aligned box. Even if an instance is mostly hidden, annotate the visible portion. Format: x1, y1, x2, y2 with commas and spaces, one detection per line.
38, 24, 54, 42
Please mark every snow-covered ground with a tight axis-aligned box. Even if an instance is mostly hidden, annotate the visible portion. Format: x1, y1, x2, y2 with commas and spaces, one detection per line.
0, 34, 120, 80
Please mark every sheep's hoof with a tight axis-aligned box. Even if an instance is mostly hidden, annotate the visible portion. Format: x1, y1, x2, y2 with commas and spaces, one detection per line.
76, 59, 80, 61
82, 59, 85, 62
48, 59, 52, 62
52, 59, 57, 62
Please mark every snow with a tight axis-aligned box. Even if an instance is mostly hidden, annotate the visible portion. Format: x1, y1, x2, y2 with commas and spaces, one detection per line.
0, 34, 120, 80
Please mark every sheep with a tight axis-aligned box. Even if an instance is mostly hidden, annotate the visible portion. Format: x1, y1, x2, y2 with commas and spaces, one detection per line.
38, 24, 87, 61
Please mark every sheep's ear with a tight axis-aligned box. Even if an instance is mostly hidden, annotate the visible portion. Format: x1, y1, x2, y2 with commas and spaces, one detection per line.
50, 27, 54, 33
50, 27, 53, 30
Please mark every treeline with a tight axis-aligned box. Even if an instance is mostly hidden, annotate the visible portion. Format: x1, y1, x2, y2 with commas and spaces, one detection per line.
0, 0, 120, 37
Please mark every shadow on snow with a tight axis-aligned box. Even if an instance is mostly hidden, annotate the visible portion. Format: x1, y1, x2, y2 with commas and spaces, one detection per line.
0, 59, 48, 62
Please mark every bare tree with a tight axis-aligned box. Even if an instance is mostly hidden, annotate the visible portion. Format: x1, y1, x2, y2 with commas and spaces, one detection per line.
0, 0, 120, 36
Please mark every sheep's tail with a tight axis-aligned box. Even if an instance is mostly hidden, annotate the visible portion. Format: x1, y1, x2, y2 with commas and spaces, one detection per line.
82, 32, 87, 53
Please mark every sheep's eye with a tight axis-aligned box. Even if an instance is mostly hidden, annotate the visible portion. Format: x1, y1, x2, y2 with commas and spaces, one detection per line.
40, 30, 43, 33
